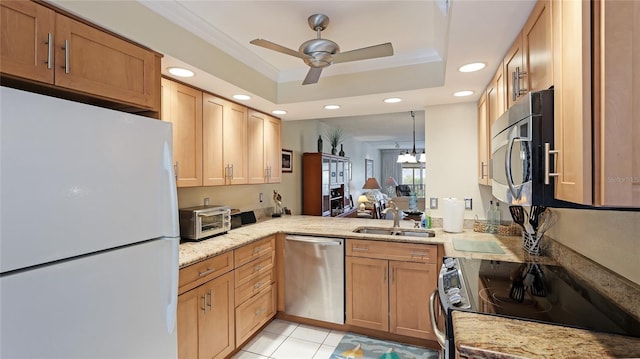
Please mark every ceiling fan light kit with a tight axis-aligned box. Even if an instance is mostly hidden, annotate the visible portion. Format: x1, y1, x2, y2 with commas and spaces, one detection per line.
250, 14, 393, 85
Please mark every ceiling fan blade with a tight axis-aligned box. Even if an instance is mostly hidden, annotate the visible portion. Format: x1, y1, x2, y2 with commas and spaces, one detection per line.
250, 39, 309, 60
332, 42, 394, 64
302, 67, 323, 85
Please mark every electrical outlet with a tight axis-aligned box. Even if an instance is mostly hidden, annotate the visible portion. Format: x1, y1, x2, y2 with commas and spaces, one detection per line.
464, 197, 473, 210
430, 197, 438, 209
203, 197, 210, 206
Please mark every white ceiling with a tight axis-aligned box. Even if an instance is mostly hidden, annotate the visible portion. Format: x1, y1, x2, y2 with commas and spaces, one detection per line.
136, 1, 537, 149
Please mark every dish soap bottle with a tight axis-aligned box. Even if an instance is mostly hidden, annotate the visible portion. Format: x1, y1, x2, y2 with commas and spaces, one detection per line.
421, 209, 432, 229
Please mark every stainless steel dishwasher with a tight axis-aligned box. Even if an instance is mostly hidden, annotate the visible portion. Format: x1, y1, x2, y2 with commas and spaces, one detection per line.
284, 235, 344, 324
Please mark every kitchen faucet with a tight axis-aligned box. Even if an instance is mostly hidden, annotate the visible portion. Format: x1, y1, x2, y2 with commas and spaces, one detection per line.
382, 200, 401, 231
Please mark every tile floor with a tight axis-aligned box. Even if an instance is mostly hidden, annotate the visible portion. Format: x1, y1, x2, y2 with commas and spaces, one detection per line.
232, 319, 345, 359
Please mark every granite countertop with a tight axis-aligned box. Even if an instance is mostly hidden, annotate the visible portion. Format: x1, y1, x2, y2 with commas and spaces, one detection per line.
178, 215, 540, 268
452, 311, 640, 358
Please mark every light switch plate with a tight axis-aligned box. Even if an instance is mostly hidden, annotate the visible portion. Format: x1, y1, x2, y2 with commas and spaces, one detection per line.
464, 197, 473, 210
430, 197, 438, 209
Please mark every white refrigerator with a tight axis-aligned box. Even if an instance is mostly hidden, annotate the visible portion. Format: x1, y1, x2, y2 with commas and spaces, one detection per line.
0, 87, 180, 358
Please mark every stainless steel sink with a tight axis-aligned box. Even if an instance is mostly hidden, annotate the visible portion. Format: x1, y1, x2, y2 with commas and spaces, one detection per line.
352, 226, 435, 238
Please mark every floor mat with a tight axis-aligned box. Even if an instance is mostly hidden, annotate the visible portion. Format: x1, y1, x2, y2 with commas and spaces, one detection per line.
330, 333, 438, 359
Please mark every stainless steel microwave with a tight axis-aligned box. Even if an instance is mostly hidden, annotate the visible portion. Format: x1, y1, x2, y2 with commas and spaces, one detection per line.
178, 205, 231, 241
490, 89, 575, 207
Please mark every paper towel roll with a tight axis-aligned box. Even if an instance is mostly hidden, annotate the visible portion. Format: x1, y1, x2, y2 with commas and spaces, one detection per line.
443, 198, 464, 233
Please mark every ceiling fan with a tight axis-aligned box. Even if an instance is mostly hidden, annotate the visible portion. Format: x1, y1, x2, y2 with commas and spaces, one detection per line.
250, 14, 394, 85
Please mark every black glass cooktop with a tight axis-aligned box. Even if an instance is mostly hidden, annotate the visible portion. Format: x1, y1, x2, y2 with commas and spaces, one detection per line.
456, 258, 640, 338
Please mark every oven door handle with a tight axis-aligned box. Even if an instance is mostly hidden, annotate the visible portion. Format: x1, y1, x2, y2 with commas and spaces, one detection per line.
429, 289, 446, 349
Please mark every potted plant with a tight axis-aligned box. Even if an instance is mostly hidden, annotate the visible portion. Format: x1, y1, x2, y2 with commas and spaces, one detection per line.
325, 128, 343, 155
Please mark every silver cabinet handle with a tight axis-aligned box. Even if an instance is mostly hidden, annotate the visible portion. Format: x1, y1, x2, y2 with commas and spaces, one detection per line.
429, 289, 446, 349
201, 295, 206, 314
207, 289, 213, 310
253, 246, 263, 254
544, 143, 559, 185
481, 161, 488, 179
253, 264, 263, 272
198, 267, 216, 277
516, 66, 527, 96
512, 70, 518, 102
383, 267, 387, 282
230, 164, 234, 179
286, 235, 342, 246
45, 33, 53, 69
410, 252, 428, 257
62, 39, 69, 74
352, 246, 369, 252
174, 162, 179, 180
390, 268, 395, 284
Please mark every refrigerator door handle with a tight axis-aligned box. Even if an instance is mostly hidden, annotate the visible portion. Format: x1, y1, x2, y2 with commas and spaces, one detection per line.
166, 237, 179, 333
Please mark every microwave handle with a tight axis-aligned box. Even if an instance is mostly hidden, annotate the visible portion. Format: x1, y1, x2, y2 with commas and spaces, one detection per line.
505, 131, 521, 201
198, 210, 227, 217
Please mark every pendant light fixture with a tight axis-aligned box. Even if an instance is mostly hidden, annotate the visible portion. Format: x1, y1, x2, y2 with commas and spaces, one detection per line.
397, 111, 425, 163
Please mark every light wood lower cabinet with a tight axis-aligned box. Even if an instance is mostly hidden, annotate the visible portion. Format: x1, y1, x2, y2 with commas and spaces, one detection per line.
345, 239, 438, 340
234, 236, 277, 346
177, 271, 235, 359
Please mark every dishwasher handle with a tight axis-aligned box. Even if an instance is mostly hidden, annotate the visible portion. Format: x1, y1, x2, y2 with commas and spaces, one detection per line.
285, 235, 343, 246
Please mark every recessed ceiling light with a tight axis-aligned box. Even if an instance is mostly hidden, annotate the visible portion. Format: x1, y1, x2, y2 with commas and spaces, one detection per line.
272, 110, 287, 115
233, 94, 251, 101
458, 62, 486, 73
453, 90, 474, 97
384, 97, 402, 103
324, 105, 340, 110
167, 67, 194, 78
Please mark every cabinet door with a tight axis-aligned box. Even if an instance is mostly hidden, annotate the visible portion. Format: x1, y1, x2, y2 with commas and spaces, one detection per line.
345, 256, 389, 331
0, 1, 54, 83
202, 93, 226, 186
54, 15, 160, 111
504, 36, 525, 108
523, 0, 552, 92
487, 63, 506, 127
161, 79, 203, 187
223, 101, 248, 184
264, 116, 282, 183
594, 0, 640, 207
552, 0, 592, 204
247, 110, 266, 184
199, 272, 235, 359
477, 91, 490, 185
177, 289, 199, 359
389, 261, 437, 340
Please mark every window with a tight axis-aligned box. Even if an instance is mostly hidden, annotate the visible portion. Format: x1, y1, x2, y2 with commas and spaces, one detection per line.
401, 164, 425, 196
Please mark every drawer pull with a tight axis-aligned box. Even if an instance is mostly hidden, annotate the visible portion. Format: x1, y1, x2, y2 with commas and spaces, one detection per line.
255, 307, 266, 317
410, 252, 428, 257
198, 268, 216, 277
253, 264, 263, 272
352, 247, 369, 252
253, 281, 263, 290
253, 246, 263, 254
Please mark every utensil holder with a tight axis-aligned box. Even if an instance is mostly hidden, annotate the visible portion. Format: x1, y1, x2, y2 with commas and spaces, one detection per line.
523, 231, 543, 255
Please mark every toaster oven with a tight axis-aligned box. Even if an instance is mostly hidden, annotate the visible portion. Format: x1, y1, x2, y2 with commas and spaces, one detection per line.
178, 205, 231, 241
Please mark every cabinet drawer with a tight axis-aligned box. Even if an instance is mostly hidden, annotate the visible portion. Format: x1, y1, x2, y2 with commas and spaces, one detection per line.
235, 284, 276, 345
179, 252, 234, 294
234, 236, 275, 268
346, 239, 437, 263
235, 268, 275, 306
235, 252, 275, 287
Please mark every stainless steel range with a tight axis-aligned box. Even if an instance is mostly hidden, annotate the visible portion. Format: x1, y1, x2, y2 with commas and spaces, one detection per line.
430, 257, 640, 358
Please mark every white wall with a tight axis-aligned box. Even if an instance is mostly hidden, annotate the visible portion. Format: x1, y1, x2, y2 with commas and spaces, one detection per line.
425, 102, 497, 220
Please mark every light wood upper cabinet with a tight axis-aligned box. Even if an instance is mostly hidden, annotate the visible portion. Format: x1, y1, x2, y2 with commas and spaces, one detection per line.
477, 90, 490, 186
0, 1, 55, 83
487, 63, 506, 127
248, 110, 282, 184
592, 0, 640, 207
222, 100, 248, 185
202, 94, 226, 186
504, 36, 525, 109
1, 1, 161, 112
161, 78, 203, 187
523, 0, 553, 92
551, 0, 592, 204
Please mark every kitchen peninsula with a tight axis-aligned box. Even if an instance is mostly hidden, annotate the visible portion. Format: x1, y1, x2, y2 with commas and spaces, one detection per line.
179, 215, 640, 359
